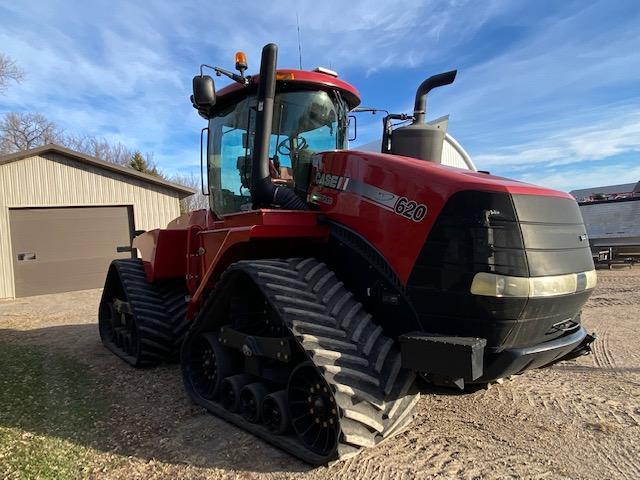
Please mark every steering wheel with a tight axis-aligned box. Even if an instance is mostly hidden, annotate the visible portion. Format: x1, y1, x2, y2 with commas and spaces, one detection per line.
277, 137, 308, 156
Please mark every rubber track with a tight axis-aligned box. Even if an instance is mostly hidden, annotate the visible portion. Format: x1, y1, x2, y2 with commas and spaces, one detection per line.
187, 258, 420, 464
154, 277, 190, 352
101, 258, 188, 367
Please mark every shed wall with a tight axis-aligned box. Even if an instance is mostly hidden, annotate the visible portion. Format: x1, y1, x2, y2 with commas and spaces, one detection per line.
580, 199, 640, 246
0, 153, 182, 298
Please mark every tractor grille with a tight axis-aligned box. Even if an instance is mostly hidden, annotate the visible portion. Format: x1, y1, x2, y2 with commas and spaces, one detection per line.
406, 191, 594, 351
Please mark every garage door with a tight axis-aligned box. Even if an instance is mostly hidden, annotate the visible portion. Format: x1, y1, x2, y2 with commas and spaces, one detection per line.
9, 206, 134, 297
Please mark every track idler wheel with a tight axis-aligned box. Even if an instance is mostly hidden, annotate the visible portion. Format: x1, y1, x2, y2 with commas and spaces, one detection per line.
240, 382, 269, 423
221, 374, 254, 412
288, 362, 339, 457
183, 333, 236, 400
262, 390, 291, 435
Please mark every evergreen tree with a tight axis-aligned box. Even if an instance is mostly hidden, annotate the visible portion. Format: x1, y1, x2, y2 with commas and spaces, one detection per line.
129, 151, 159, 176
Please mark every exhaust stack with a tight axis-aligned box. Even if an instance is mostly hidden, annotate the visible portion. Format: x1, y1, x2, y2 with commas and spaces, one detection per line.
252, 43, 278, 184
251, 43, 307, 210
412, 70, 456, 124
389, 70, 457, 163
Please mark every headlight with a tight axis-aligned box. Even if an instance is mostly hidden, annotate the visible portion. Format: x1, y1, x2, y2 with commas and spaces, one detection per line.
530, 274, 577, 297
582, 270, 598, 290
470, 270, 597, 298
469, 272, 529, 297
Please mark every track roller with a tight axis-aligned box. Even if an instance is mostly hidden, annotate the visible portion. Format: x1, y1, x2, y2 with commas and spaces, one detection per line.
262, 390, 291, 434
240, 382, 270, 423
221, 374, 254, 412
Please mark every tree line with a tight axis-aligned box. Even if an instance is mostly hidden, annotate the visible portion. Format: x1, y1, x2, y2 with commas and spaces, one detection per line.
0, 53, 207, 212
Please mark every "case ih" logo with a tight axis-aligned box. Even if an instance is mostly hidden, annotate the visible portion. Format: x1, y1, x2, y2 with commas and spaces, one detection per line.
315, 172, 349, 190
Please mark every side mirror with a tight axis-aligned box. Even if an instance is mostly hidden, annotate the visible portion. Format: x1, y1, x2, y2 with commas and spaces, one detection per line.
192, 75, 216, 107
348, 115, 357, 142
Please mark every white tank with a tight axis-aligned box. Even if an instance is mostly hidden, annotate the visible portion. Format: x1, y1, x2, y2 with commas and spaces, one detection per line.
354, 132, 476, 171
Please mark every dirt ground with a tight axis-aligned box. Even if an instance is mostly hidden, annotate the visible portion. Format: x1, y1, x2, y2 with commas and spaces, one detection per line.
1, 268, 639, 479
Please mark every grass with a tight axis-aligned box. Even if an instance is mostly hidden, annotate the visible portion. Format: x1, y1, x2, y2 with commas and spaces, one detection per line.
0, 343, 110, 479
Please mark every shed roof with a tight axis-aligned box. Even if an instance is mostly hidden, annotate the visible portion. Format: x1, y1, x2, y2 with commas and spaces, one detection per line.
0, 144, 196, 197
570, 181, 640, 199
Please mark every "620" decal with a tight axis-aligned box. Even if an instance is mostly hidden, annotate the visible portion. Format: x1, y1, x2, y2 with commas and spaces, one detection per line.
394, 197, 427, 222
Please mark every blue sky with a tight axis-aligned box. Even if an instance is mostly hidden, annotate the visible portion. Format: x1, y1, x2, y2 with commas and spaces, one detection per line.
1, 0, 639, 192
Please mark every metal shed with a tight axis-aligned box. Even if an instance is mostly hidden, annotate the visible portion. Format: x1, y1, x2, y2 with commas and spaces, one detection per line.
578, 197, 640, 258
0, 144, 194, 298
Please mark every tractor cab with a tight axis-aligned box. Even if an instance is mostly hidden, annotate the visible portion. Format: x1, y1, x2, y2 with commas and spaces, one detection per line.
191, 52, 360, 217
208, 87, 348, 215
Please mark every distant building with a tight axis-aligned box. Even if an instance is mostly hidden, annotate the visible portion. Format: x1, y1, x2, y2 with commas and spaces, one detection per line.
570, 181, 640, 203
570, 181, 640, 261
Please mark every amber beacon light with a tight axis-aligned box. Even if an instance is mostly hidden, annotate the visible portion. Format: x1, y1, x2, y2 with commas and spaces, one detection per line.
235, 51, 248, 75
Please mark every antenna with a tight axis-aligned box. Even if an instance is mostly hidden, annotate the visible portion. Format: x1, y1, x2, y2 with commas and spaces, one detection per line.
296, 12, 303, 69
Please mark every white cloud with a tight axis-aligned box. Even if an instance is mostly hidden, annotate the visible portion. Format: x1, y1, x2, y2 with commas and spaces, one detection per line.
518, 162, 640, 193
0, 0, 511, 171
444, 5, 640, 119
473, 110, 640, 168
192, 0, 508, 71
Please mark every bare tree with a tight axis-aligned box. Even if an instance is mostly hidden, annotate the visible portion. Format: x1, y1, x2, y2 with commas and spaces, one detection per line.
170, 172, 209, 212
0, 111, 189, 196
0, 113, 165, 175
0, 54, 24, 93
64, 134, 136, 166
0, 112, 62, 153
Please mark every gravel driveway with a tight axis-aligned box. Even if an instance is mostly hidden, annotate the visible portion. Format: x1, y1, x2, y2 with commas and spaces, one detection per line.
1, 269, 639, 479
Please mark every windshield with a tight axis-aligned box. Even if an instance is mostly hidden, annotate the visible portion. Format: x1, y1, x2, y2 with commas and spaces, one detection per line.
207, 90, 348, 216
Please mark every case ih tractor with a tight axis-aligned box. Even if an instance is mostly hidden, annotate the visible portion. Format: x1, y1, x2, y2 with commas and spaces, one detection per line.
99, 44, 597, 464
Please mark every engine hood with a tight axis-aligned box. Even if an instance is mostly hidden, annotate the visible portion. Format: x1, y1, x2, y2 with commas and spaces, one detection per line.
349, 150, 572, 200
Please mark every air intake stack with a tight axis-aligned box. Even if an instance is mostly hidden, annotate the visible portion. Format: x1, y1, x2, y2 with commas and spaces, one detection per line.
389, 70, 457, 163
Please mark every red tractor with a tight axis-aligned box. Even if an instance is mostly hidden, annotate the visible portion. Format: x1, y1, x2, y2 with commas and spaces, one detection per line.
99, 44, 596, 464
